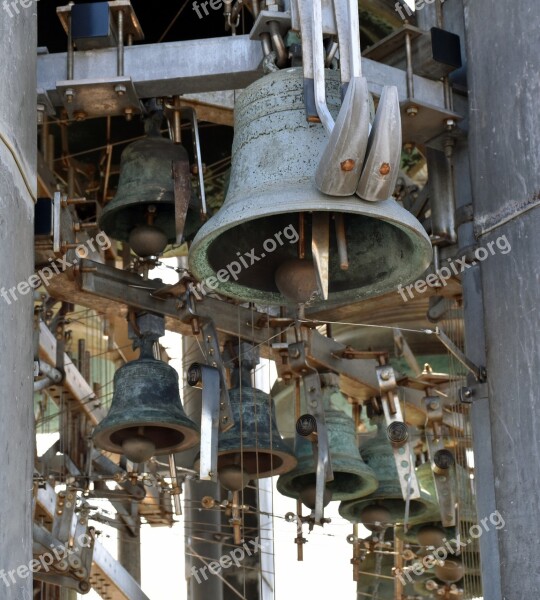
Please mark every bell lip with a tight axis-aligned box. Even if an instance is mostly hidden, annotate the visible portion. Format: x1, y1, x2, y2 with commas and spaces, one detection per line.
276, 463, 380, 502
189, 185, 432, 306
337, 493, 441, 526
92, 421, 200, 457
214, 448, 298, 479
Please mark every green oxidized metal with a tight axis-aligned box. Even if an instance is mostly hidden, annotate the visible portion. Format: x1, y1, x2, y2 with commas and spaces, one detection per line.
277, 378, 379, 502
339, 420, 440, 525
216, 382, 297, 479
188, 67, 431, 306
93, 355, 199, 457
99, 131, 198, 245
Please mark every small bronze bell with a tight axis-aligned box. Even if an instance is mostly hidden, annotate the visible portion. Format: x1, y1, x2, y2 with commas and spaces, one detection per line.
99, 113, 197, 257
339, 418, 440, 528
276, 374, 378, 507
93, 338, 199, 463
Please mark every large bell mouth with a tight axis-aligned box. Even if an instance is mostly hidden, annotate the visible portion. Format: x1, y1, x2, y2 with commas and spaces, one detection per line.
190, 197, 432, 306
215, 449, 297, 479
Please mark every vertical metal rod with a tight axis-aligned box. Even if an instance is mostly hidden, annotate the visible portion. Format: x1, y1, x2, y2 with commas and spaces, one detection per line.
117, 10, 125, 77
41, 115, 49, 162
47, 134, 55, 172
298, 213, 305, 259
334, 213, 349, 270
404, 32, 414, 99
394, 533, 404, 599
67, 13, 74, 80
168, 454, 182, 515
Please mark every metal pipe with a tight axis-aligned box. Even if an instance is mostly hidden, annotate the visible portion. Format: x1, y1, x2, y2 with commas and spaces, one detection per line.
39, 360, 63, 384
334, 213, 349, 270
67, 12, 74, 79
117, 9, 125, 77
269, 20, 287, 67
325, 40, 339, 67
404, 31, 414, 99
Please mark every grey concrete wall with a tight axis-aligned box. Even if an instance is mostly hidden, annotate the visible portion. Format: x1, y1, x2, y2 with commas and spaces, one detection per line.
0, 4, 37, 600
464, 0, 540, 595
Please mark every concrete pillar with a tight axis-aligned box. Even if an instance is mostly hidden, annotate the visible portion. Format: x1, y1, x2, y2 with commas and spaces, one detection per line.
463, 0, 540, 595
0, 6, 37, 600
118, 517, 142, 584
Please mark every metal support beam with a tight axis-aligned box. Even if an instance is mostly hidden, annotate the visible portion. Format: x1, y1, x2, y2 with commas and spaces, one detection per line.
37, 36, 457, 115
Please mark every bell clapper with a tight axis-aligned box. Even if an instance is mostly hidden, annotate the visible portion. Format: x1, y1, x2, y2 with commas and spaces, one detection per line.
230, 490, 243, 545
168, 454, 183, 516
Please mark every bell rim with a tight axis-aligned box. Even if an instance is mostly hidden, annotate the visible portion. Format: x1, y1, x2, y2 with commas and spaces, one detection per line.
215, 447, 298, 479
337, 492, 441, 525
189, 186, 432, 306
92, 420, 200, 457
276, 459, 380, 502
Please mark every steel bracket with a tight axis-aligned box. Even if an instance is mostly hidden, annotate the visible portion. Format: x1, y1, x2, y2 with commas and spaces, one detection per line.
375, 365, 420, 501
187, 362, 221, 481
288, 341, 333, 525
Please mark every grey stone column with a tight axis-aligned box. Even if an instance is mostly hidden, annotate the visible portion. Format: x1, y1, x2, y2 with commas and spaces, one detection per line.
0, 5, 37, 600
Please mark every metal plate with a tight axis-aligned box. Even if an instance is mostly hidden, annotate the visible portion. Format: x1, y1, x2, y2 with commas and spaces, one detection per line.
56, 76, 141, 120
249, 10, 292, 39
401, 98, 461, 146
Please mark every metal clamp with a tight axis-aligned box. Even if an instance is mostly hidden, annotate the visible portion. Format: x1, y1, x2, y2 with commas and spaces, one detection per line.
187, 362, 221, 481
288, 341, 334, 525
200, 320, 234, 432
375, 365, 420, 501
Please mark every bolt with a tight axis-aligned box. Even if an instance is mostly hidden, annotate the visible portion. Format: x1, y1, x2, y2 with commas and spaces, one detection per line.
340, 159, 356, 171
65, 89, 75, 104
406, 105, 418, 117
428, 399, 440, 411
379, 162, 391, 176
380, 368, 392, 381
73, 110, 87, 122
290, 348, 301, 359
115, 84, 127, 96
124, 107, 134, 121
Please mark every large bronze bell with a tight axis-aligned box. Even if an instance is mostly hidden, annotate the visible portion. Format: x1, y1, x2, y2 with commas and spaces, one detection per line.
93, 340, 199, 463
188, 67, 431, 305
99, 115, 197, 257
276, 375, 378, 507
339, 418, 440, 528
213, 360, 297, 483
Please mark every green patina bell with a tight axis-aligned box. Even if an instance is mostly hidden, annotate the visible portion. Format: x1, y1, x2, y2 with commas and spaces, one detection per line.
188, 67, 431, 306
339, 418, 440, 528
214, 359, 297, 482
99, 115, 198, 257
276, 375, 378, 507
93, 339, 199, 463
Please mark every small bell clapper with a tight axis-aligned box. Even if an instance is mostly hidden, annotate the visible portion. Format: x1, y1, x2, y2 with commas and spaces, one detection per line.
375, 362, 421, 522
187, 362, 221, 482
168, 454, 183, 516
